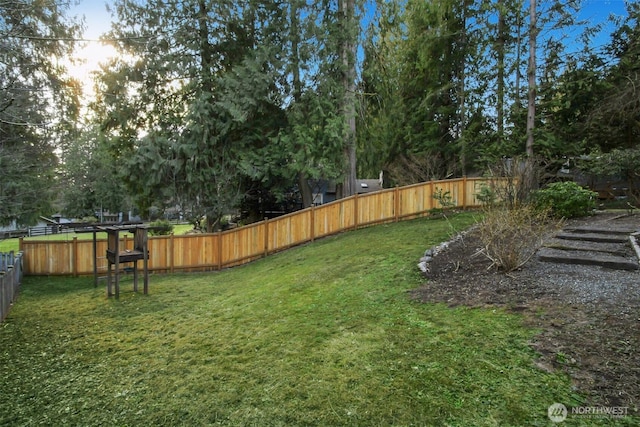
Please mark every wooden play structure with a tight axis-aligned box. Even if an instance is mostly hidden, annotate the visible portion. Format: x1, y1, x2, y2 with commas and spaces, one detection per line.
101, 225, 149, 298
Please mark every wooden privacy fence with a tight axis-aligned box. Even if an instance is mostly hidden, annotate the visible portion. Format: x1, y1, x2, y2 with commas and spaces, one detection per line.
20, 177, 490, 276
1, 251, 24, 321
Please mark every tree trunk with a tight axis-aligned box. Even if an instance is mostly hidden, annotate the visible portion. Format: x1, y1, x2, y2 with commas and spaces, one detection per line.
290, 1, 314, 208
459, 2, 467, 176
523, 0, 538, 197
197, 0, 213, 93
496, 0, 505, 146
515, 0, 522, 115
298, 172, 314, 208
340, 0, 357, 198
526, 0, 536, 157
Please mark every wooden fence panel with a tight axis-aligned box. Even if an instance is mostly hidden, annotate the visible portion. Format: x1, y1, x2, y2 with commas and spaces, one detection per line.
466, 177, 486, 207
22, 240, 73, 275
76, 240, 102, 275
0, 251, 23, 322
269, 210, 312, 253
148, 236, 170, 272
357, 189, 396, 226
20, 178, 493, 276
398, 183, 432, 218
220, 223, 265, 268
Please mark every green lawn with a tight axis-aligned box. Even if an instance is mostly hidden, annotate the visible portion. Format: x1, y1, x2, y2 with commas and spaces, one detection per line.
0, 214, 632, 426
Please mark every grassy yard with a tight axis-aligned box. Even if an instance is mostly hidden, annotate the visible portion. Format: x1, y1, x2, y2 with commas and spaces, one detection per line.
0, 214, 630, 426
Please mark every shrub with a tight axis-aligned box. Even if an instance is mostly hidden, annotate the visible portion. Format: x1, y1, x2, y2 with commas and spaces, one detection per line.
533, 181, 597, 219
477, 205, 561, 272
80, 216, 99, 224
475, 183, 497, 206
148, 219, 174, 236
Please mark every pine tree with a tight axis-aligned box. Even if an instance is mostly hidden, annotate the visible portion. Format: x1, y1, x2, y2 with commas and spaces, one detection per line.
0, 0, 81, 225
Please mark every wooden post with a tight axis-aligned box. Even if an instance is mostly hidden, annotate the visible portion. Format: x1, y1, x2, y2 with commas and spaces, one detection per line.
394, 186, 400, 222
310, 205, 315, 243
354, 193, 359, 230
142, 229, 149, 295
429, 181, 435, 210
217, 231, 223, 270
114, 229, 120, 299
92, 229, 98, 287
169, 233, 175, 274
133, 259, 139, 293
462, 176, 467, 209
106, 250, 112, 298
264, 218, 269, 257
72, 237, 79, 278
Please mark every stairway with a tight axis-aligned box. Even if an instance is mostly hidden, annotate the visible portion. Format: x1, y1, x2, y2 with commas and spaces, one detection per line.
537, 220, 640, 271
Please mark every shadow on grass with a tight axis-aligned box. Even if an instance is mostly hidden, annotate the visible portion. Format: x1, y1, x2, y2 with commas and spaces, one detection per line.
19, 276, 94, 297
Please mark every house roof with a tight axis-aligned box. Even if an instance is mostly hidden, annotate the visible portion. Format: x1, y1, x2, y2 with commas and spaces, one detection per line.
308, 178, 384, 195
356, 179, 383, 194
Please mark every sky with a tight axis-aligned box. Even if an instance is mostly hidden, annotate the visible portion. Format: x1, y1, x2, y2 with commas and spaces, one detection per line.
72, 0, 630, 41
71, 0, 113, 40
66, 0, 630, 93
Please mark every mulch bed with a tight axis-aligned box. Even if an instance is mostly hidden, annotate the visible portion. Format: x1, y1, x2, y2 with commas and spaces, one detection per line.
411, 212, 640, 414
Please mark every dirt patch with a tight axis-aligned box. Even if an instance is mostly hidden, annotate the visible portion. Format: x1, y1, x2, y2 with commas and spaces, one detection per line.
411, 212, 640, 414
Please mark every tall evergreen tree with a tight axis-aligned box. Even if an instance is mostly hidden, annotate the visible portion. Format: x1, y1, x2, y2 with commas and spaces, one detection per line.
0, 0, 81, 225
97, 0, 290, 228
586, 2, 640, 150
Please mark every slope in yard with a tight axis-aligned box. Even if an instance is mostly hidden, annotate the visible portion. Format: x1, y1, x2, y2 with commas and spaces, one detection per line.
1, 213, 635, 426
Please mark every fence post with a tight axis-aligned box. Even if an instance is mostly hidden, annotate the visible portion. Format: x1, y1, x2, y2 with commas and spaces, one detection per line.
92, 229, 98, 287
394, 186, 400, 222
169, 233, 175, 274
72, 237, 79, 277
462, 176, 467, 209
310, 205, 315, 243
429, 181, 435, 210
217, 231, 223, 270
264, 218, 269, 257
354, 193, 359, 230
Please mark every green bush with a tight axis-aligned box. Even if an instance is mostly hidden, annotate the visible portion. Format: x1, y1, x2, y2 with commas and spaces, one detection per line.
533, 181, 597, 219
148, 219, 174, 236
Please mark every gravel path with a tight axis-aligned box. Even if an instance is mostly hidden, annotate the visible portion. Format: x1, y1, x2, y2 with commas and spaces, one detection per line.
412, 211, 640, 412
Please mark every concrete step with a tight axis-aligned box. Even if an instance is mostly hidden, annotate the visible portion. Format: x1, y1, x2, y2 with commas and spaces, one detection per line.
537, 247, 639, 271
555, 232, 629, 244
543, 239, 630, 257
564, 226, 637, 235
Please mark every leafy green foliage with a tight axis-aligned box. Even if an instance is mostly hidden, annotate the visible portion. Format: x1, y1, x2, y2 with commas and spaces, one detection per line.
578, 147, 640, 206
0, 1, 81, 225
59, 126, 128, 219
92, 0, 354, 222
533, 181, 597, 219
148, 219, 174, 236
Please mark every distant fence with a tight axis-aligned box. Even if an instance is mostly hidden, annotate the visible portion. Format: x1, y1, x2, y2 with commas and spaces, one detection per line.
1, 251, 24, 321
1, 224, 68, 239
20, 177, 490, 276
